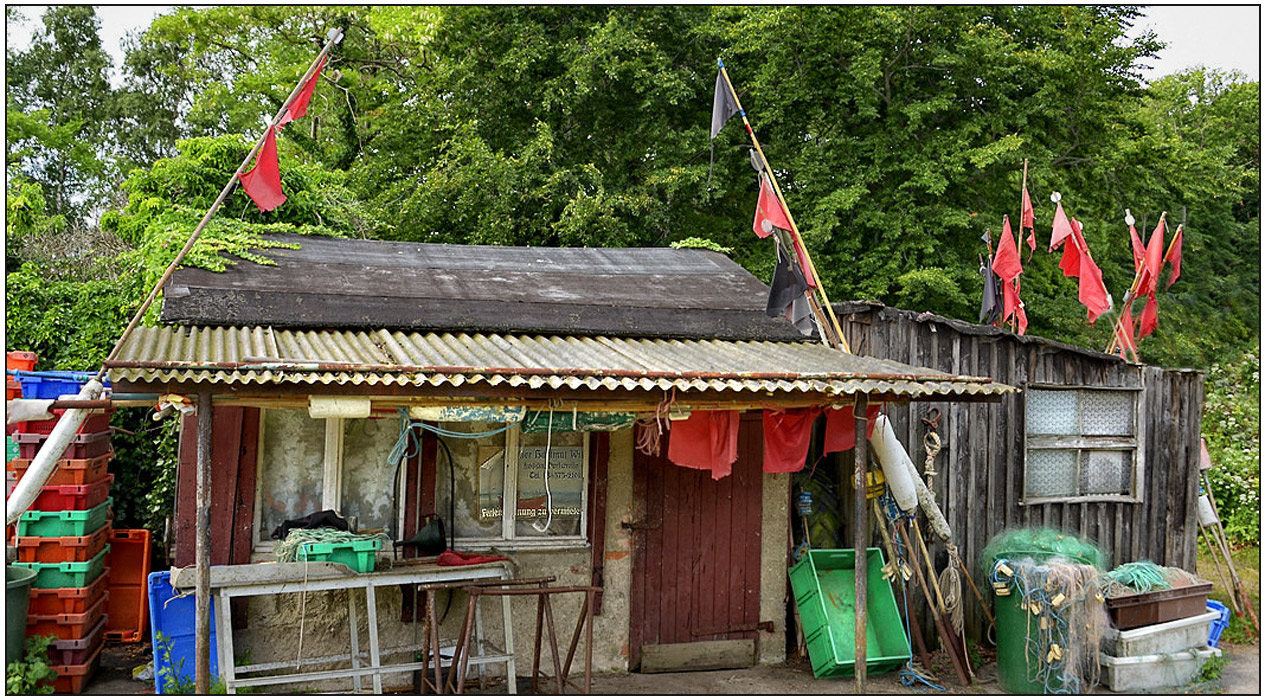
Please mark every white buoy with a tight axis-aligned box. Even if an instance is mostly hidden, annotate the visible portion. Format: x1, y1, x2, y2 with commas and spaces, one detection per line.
869, 414, 918, 512
1197, 494, 1219, 527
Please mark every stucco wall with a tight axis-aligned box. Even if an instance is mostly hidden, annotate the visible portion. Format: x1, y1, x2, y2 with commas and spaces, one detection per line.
233, 426, 789, 689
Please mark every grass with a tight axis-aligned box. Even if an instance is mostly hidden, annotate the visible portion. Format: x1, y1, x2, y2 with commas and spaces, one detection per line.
1196, 541, 1260, 645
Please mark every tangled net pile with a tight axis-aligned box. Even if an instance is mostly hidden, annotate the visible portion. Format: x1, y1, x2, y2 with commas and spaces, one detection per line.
983, 528, 1110, 694
273, 527, 390, 563
1103, 560, 1204, 598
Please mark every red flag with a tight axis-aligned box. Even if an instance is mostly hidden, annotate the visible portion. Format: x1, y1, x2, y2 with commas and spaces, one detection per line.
992, 216, 1023, 283
1129, 223, 1146, 274
238, 125, 286, 212
1059, 218, 1083, 278
1021, 186, 1036, 249
1015, 300, 1028, 335
1115, 302, 1137, 361
279, 55, 327, 127
1138, 291, 1159, 337
1001, 278, 1021, 323
753, 174, 792, 239
1164, 226, 1183, 289
1140, 218, 1165, 296
1049, 200, 1075, 251
1073, 226, 1110, 323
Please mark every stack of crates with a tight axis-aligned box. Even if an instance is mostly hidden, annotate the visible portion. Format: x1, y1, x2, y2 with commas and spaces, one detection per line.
7, 352, 114, 694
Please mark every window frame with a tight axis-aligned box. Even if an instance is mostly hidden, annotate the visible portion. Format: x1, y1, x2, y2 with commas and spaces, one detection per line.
1020, 383, 1146, 505
450, 425, 591, 551
252, 414, 407, 553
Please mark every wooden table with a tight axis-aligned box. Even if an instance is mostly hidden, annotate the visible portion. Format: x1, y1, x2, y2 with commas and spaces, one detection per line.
171, 560, 517, 694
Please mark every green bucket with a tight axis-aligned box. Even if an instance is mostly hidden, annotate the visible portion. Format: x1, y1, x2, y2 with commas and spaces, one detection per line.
7, 565, 38, 666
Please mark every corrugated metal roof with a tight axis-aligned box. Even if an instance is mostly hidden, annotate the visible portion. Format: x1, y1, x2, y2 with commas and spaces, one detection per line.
105, 326, 1015, 399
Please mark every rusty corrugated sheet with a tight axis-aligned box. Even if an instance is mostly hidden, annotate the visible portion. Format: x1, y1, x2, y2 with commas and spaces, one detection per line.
105, 326, 1015, 398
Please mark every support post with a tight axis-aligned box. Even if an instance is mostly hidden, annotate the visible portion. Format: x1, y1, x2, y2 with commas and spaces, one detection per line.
852, 394, 869, 692
195, 391, 213, 693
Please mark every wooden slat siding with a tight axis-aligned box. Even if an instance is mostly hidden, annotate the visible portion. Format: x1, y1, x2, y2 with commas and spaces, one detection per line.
628, 440, 649, 668
743, 415, 764, 641
698, 457, 717, 639
175, 414, 197, 567
232, 409, 260, 569
587, 432, 610, 613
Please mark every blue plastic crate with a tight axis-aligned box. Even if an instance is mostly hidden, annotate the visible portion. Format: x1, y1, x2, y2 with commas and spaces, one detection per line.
148, 571, 218, 693
1207, 600, 1231, 648
9, 371, 107, 400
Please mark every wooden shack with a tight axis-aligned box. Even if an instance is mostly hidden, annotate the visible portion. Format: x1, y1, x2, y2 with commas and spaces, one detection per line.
829, 301, 1206, 642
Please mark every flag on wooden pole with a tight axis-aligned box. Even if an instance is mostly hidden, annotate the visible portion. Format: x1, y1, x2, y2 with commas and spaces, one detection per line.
238, 125, 286, 212
279, 55, 327, 127
1164, 226, 1183, 289
1021, 185, 1036, 251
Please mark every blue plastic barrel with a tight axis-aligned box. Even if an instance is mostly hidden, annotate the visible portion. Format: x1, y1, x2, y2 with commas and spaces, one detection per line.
1207, 600, 1231, 648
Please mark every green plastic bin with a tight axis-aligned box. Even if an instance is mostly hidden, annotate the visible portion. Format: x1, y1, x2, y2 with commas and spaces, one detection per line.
788, 548, 911, 679
17, 497, 112, 538
7, 566, 38, 666
992, 550, 1094, 694
298, 539, 381, 573
13, 545, 110, 589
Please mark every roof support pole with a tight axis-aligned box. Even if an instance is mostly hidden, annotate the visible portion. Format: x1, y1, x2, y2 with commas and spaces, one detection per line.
195, 391, 213, 694
852, 393, 869, 692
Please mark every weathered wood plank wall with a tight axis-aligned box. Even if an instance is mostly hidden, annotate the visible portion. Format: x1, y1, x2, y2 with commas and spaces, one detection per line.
835, 304, 1205, 642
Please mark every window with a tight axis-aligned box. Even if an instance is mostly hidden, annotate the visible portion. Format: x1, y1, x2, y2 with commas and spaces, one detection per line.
1023, 387, 1142, 502
254, 411, 590, 552
254, 410, 403, 550
435, 422, 589, 549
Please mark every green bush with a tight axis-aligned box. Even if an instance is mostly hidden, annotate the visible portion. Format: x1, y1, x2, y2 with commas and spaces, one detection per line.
1202, 347, 1261, 545
6, 635, 57, 694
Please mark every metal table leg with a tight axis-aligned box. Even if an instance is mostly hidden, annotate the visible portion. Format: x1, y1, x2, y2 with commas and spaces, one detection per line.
502, 591, 517, 693
366, 583, 383, 694
348, 586, 363, 693
216, 590, 236, 694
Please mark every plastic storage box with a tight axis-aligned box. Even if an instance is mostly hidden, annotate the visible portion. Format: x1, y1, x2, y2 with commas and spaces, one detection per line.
148, 570, 218, 693
24, 408, 114, 436
27, 474, 114, 512
1102, 610, 1219, 657
298, 538, 382, 573
46, 614, 106, 667
788, 547, 911, 679
14, 430, 113, 461
27, 571, 110, 616
16, 498, 112, 538
26, 590, 108, 639
46, 648, 102, 694
1099, 646, 1221, 692
1106, 582, 1214, 630
15, 545, 110, 589
7, 452, 113, 486
10, 371, 102, 400
1207, 600, 1231, 648
105, 529, 151, 642
7, 351, 38, 372
15, 524, 111, 563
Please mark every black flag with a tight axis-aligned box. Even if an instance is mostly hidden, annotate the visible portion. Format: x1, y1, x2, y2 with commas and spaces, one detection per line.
711, 69, 740, 139
767, 239, 814, 336
979, 255, 1002, 325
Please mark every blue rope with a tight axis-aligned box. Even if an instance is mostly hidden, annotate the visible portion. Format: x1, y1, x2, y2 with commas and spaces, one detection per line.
387, 408, 515, 466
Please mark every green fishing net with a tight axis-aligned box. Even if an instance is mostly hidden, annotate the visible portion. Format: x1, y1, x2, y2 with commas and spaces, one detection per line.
979, 527, 1108, 576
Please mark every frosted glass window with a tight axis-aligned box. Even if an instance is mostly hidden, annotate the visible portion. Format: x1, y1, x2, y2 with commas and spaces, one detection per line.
259, 410, 325, 538
340, 417, 400, 536
1024, 387, 1140, 501
1026, 390, 1079, 435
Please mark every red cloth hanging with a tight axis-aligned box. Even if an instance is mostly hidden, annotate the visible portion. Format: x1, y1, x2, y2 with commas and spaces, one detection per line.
1138, 292, 1159, 338
752, 174, 792, 239
1049, 200, 1075, 251
822, 404, 882, 454
1021, 185, 1036, 249
437, 549, 508, 567
992, 216, 1023, 284
762, 408, 822, 473
667, 410, 740, 480
1164, 227, 1183, 289
279, 55, 327, 127
238, 125, 286, 212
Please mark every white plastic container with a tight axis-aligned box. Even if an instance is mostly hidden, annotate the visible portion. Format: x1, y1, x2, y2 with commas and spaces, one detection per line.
1102, 610, 1219, 657
1098, 646, 1221, 692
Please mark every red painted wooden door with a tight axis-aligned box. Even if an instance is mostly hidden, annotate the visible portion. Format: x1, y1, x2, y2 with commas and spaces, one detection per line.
628, 413, 764, 669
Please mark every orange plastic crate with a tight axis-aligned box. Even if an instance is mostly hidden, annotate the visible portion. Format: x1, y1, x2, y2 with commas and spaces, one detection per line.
45, 645, 102, 694
105, 529, 152, 642
26, 591, 108, 640
6, 376, 21, 400
7, 452, 112, 486
7, 351, 37, 372
27, 569, 110, 616
16, 524, 111, 563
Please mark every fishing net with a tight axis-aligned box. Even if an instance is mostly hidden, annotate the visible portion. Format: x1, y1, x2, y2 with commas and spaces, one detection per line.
1103, 560, 1205, 598
978, 527, 1108, 577
274, 527, 390, 563
989, 556, 1110, 693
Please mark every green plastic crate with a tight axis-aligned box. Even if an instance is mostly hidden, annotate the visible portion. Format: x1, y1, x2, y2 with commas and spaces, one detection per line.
14, 545, 110, 589
17, 498, 112, 538
788, 547, 911, 679
298, 539, 381, 573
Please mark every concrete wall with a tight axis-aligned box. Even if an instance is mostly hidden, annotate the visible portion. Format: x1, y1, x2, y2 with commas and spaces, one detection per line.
233, 426, 789, 690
